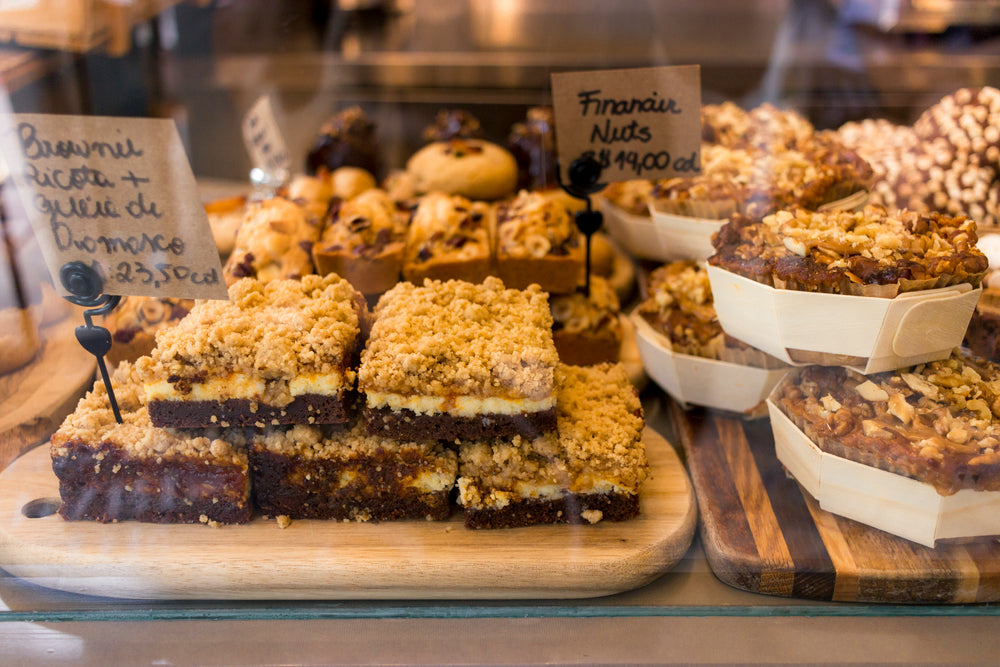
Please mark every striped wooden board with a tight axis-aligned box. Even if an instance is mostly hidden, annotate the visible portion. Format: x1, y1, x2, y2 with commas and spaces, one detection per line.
670, 399, 1000, 603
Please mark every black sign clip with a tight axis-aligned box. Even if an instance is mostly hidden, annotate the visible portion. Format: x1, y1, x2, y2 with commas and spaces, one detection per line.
59, 261, 123, 424
557, 155, 605, 297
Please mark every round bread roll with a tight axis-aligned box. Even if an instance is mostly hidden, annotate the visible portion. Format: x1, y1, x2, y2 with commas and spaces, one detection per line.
406, 139, 518, 201
329, 166, 377, 200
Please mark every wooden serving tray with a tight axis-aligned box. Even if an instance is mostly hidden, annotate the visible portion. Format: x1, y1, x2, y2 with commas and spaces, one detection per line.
0, 429, 696, 600
670, 400, 1000, 603
0, 315, 96, 470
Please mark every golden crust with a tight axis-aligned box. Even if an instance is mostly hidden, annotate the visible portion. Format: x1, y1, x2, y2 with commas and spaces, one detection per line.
406, 139, 518, 201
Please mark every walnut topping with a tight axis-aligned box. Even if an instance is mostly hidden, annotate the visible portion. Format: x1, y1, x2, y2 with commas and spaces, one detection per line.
776, 351, 1000, 495
710, 204, 988, 293
637, 261, 721, 357
599, 179, 655, 216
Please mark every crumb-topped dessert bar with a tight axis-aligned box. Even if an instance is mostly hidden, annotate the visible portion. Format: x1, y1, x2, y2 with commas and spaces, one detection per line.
137, 275, 365, 429
458, 363, 647, 529
772, 351, 1000, 495
313, 188, 410, 294
247, 421, 457, 521
494, 189, 585, 293
51, 362, 252, 524
223, 196, 322, 286
402, 192, 493, 284
709, 204, 989, 297
359, 276, 559, 440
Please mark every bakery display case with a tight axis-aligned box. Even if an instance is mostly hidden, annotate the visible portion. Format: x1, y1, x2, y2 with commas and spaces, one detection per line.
3, 1, 1000, 664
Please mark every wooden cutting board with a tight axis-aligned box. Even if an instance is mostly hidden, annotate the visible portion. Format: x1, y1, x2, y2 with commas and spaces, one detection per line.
671, 400, 1000, 603
0, 315, 95, 470
0, 428, 696, 600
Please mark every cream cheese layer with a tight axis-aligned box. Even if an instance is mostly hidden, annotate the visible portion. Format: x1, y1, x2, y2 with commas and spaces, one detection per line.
145, 372, 349, 402
364, 391, 555, 417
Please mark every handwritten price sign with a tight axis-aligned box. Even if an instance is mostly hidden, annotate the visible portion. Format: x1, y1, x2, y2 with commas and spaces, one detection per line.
550, 65, 702, 183
0, 114, 227, 300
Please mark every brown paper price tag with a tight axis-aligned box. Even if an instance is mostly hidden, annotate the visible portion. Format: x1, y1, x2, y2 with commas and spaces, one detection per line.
0, 114, 228, 300
550, 65, 701, 183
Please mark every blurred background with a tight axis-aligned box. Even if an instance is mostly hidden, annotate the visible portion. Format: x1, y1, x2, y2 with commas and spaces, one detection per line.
2, 0, 1000, 180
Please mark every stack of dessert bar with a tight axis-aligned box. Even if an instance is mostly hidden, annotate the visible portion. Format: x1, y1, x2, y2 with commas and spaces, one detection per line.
359, 276, 648, 528
51, 273, 647, 528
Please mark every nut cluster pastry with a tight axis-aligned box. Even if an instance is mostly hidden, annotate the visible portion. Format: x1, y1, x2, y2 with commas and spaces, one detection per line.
701, 101, 816, 152
773, 351, 1000, 495
652, 138, 873, 220
637, 260, 783, 368
709, 204, 989, 296
836, 87, 1000, 228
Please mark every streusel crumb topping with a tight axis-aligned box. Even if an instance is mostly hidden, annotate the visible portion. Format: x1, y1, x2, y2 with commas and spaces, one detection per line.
52, 362, 245, 464
458, 362, 646, 493
136, 274, 361, 383
359, 276, 557, 400
496, 190, 580, 259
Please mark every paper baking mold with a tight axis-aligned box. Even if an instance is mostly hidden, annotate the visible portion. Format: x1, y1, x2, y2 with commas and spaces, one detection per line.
631, 311, 788, 417
706, 265, 982, 374
766, 393, 1000, 548
647, 203, 725, 262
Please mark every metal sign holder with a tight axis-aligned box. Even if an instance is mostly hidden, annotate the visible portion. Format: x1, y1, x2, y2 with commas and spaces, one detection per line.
557, 155, 606, 297
59, 261, 122, 424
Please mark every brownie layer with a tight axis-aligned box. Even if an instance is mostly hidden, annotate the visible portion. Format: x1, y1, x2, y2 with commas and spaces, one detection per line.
250, 449, 452, 521
463, 492, 640, 529
364, 405, 557, 441
148, 393, 354, 428
52, 443, 251, 524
